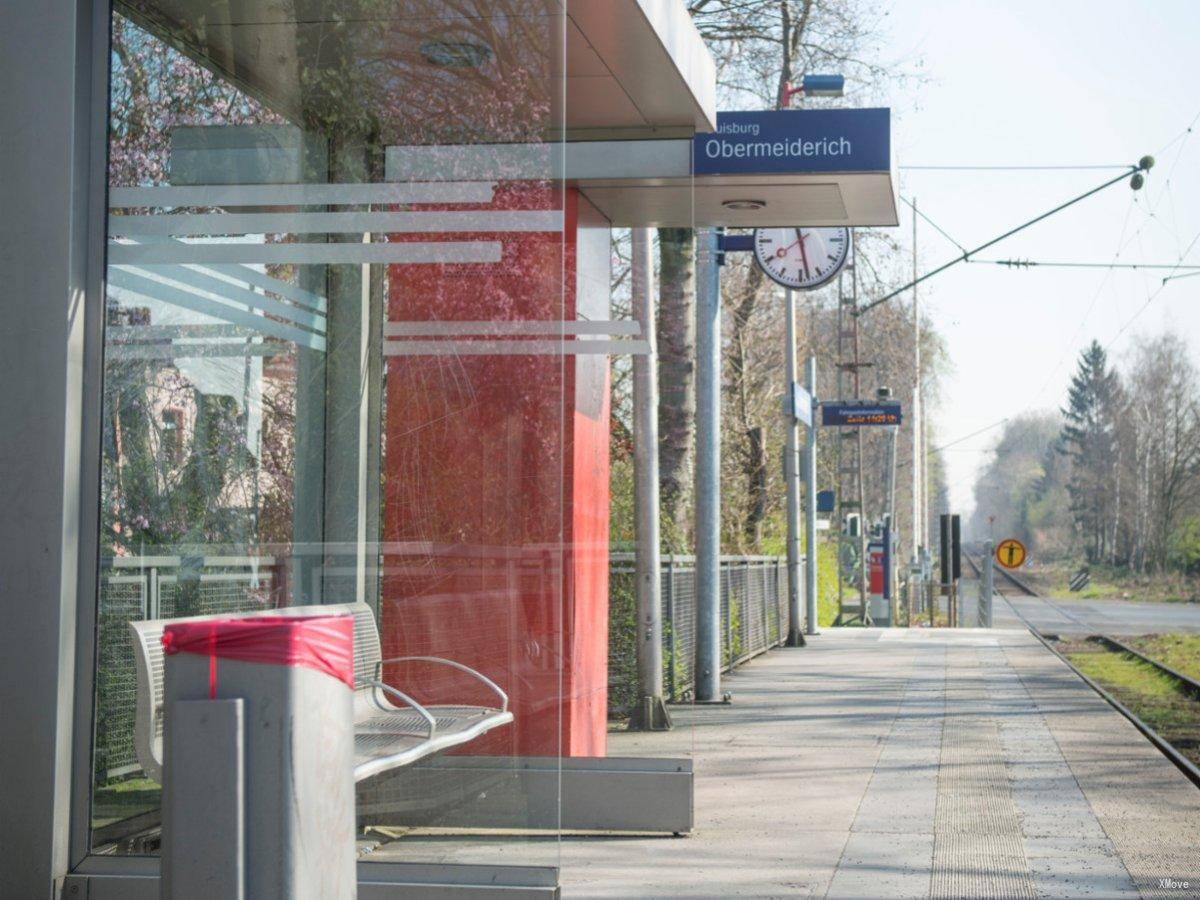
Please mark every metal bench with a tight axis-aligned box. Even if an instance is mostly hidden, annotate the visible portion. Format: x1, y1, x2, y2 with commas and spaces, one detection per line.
129, 602, 513, 783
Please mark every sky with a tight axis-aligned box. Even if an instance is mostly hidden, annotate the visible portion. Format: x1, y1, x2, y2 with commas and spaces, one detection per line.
875, 0, 1200, 520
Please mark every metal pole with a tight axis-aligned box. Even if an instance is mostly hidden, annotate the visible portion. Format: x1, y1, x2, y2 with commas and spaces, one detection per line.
982, 540, 995, 628
725, 564, 733, 666
629, 228, 670, 730
911, 198, 922, 568
694, 228, 722, 702
885, 421, 898, 621
884, 424, 898, 526
805, 356, 819, 635
784, 288, 804, 646
851, 232, 869, 622
921, 415, 929, 558
666, 555, 677, 700
885, 427, 898, 625
857, 163, 1146, 317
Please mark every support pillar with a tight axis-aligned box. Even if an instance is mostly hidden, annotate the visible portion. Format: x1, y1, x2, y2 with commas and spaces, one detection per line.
805, 356, 819, 635
981, 540, 995, 628
694, 228, 722, 702
629, 227, 671, 730
784, 289, 805, 646
0, 1, 110, 892
322, 138, 383, 607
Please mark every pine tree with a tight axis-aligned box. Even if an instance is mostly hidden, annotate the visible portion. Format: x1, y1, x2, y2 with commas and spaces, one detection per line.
1060, 341, 1124, 563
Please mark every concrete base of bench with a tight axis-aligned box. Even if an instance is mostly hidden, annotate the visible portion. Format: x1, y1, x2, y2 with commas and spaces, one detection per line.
358, 755, 693, 834
64, 861, 560, 899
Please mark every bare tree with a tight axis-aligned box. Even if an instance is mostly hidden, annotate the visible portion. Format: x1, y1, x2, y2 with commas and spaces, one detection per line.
1124, 334, 1200, 572
657, 228, 698, 549
663, 0, 923, 554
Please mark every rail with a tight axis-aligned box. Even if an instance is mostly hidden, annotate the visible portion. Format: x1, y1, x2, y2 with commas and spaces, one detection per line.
966, 552, 1200, 790
1091, 635, 1200, 701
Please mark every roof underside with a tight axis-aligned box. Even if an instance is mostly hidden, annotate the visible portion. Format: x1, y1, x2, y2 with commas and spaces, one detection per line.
117, 0, 716, 141
385, 139, 899, 228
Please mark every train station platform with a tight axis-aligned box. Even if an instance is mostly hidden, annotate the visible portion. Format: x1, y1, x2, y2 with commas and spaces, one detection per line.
370, 626, 1200, 897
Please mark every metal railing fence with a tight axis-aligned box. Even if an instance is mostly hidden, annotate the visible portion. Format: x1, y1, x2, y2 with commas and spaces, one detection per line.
608, 553, 791, 715
95, 555, 279, 779
94, 549, 793, 778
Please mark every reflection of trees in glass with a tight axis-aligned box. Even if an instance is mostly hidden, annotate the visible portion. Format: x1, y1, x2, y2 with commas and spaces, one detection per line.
101, 344, 259, 554
117, 0, 557, 150
108, 13, 282, 187
105, 13, 296, 553
257, 356, 297, 545
117, 0, 556, 153
300, 0, 556, 148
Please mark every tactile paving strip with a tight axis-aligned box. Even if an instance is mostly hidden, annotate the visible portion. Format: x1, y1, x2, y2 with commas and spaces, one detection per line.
931, 649, 1037, 899
1002, 638, 1200, 899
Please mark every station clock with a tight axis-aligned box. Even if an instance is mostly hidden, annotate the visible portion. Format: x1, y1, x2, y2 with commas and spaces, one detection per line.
752, 226, 850, 290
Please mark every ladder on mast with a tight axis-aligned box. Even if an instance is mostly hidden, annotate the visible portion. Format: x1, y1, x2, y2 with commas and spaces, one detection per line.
835, 230, 871, 626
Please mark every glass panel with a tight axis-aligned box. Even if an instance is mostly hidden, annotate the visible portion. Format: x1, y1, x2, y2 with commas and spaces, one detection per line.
603, 210, 698, 789
91, 0, 566, 871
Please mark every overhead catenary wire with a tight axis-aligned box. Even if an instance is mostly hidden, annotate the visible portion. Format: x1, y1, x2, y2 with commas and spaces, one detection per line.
897, 416, 1011, 469
1103, 228, 1200, 351
857, 160, 1150, 317
899, 195, 966, 253
1026, 195, 1138, 406
899, 214, 1197, 474
934, 231, 1200, 475
971, 259, 1200, 271
906, 119, 1198, 509
900, 164, 1130, 171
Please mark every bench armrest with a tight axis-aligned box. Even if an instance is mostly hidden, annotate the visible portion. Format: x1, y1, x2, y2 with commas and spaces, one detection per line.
375, 656, 509, 712
361, 678, 437, 740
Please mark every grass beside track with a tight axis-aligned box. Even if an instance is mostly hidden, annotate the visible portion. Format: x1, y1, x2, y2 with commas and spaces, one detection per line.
1123, 633, 1200, 682
1058, 636, 1200, 768
1024, 561, 1200, 602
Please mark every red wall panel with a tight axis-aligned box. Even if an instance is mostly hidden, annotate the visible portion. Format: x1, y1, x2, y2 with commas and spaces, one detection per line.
380, 184, 609, 757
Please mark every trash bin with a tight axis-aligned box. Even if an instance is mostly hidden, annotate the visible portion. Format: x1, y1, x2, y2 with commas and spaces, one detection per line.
161, 614, 357, 899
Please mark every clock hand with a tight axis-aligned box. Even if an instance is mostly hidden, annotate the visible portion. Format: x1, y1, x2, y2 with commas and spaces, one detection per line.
775, 236, 801, 258
796, 230, 811, 280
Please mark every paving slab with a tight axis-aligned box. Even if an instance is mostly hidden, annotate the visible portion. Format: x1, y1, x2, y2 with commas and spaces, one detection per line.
367, 627, 1200, 898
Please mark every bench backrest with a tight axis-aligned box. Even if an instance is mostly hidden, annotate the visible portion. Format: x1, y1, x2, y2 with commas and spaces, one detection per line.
127, 601, 380, 782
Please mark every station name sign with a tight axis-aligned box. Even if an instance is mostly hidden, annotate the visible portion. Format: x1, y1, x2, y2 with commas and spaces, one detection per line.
821, 400, 902, 427
694, 108, 891, 176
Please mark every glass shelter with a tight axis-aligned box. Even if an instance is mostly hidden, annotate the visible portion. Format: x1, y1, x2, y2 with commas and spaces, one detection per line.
1, 0, 896, 894
72, 0, 711, 893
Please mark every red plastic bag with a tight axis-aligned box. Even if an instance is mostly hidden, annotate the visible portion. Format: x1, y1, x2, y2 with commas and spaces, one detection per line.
162, 614, 355, 698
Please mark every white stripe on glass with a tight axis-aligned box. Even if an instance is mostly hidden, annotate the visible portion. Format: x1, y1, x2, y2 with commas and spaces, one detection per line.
108, 210, 563, 237
109, 241, 502, 266
108, 181, 497, 208
383, 340, 650, 356
384, 320, 640, 337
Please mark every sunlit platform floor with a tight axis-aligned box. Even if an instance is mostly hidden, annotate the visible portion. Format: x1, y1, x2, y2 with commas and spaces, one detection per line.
367, 627, 1200, 898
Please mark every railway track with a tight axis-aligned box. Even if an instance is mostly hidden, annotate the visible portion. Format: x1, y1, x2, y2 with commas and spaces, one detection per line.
966, 552, 1200, 787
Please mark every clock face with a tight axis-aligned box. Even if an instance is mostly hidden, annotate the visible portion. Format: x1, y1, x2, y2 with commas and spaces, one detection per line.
753, 227, 850, 290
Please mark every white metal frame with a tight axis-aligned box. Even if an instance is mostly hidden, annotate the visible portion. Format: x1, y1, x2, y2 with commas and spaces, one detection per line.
126, 602, 514, 787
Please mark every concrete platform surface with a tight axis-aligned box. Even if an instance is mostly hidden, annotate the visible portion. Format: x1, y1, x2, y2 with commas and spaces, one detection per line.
368, 628, 1200, 898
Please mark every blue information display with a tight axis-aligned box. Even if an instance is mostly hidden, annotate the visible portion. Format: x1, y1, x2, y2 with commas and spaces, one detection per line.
695, 108, 891, 176
820, 400, 902, 427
